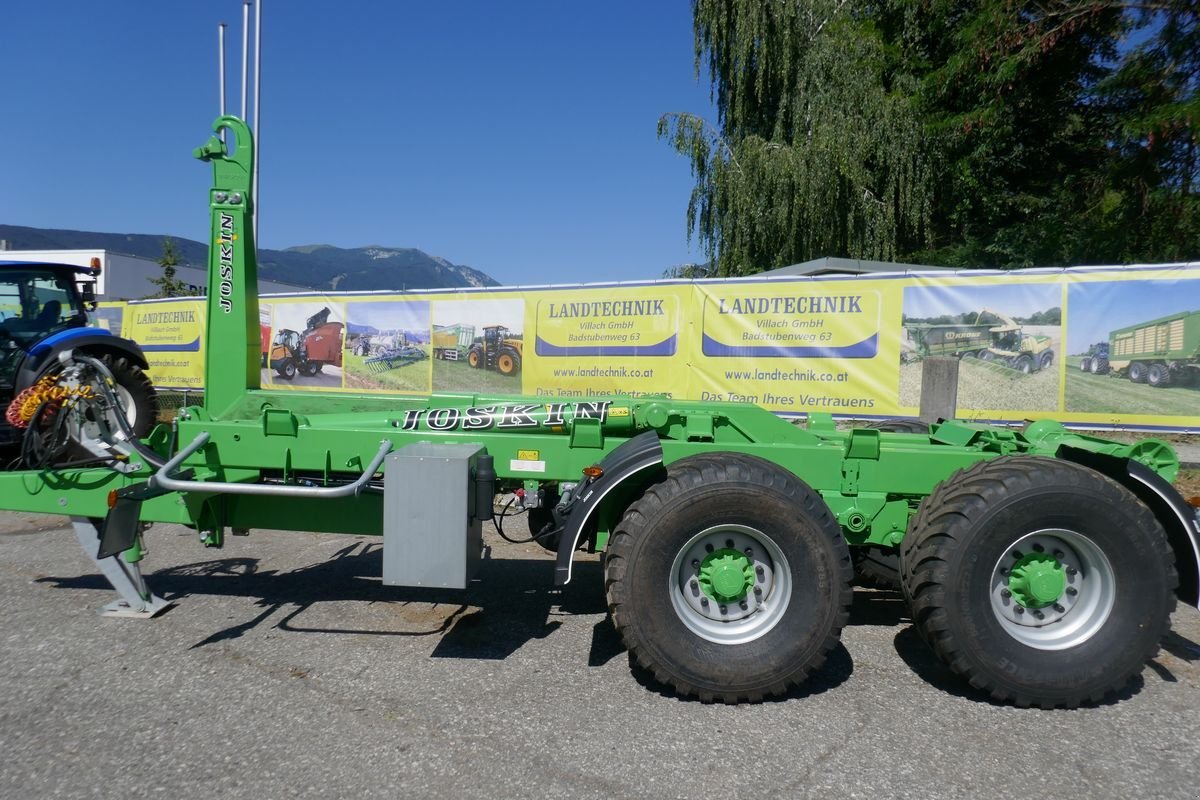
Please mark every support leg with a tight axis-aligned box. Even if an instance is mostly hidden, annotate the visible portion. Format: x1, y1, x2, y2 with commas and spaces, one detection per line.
70, 517, 173, 618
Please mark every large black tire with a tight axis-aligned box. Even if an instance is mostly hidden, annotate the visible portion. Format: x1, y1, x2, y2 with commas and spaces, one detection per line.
467, 345, 483, 369
1079, 357, 1092, 372
275, 359, 296, 380
527, 504, 559, 552
900, 456, 1176, 708
1147, 362, 1171, 387
851, 545, 902, 590
978, 350, 996, 362
99, 353, 157, 439
604, 452, 852, 702
1012, 354, 1034, 374
862, 418, 928, 434
1091, 357, 1109, 375
1038, 350, 1054, 371
1128, 361, 1147, 383
299, 361, 319, 378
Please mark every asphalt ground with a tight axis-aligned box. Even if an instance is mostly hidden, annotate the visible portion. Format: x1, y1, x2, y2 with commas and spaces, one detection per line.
1, 511, 1198, 799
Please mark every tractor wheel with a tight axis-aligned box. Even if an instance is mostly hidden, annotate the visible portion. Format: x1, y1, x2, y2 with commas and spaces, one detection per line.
1128, 361, 1147, 383
899, 456, 1175, 709
1038, 351, 1054, 371
978, 350, 995, 362
299, 362, 319, 377
467, 346, 483, 369
99, 354, 158, 439
1079, 357, 1091, 372
604, 452, 852, 702
276, 359, 296, 380
851, 545, 901, 590
1147, 363, 1171, 387
1091, 358, 1109, 375
1012, 354, 1034, 374
497, 348, 521, 377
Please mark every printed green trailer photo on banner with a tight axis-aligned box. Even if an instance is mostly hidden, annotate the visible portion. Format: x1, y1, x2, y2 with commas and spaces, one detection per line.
120, 263, 1200, 432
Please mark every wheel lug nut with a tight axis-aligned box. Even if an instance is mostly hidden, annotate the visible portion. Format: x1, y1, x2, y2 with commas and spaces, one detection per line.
1053, 550, 1064, 559
739, 601, 748, 610
1001, 589, 1011, 599
1053, 603, 1065, 613
719, 605, 727, 614
705, 544, 714, 553
1033, 610, 1044, 619
1066, 567, 1077, 576
1032, 544, 1043, 553
753, 586, 762, 596
725, 539, 734, 548
700, 597, 709, 607
691, 559, 700, 568
744, 547, 753, 555
999, 568, 1008, 576
755, 565, 765, 576
1012, 550, 1022, 559
1015, 606, 1025, 615
1066, 587, 1077, 596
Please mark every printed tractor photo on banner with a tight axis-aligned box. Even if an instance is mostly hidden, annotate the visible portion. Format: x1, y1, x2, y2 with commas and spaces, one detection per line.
900, 283, 1062, 413
264, 302, 345, 388
431, 298, 524, 392
343, 301, 431, 393
1066, 278, 1200, 417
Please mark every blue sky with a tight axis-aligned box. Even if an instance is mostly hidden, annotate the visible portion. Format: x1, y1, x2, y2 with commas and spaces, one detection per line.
0, 2, 713, 285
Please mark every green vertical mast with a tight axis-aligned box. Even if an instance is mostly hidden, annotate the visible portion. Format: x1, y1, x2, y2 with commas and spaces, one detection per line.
193, 116, 259, 415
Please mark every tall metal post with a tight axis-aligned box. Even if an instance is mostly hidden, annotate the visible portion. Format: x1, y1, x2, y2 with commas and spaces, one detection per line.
218, 23, 227, 140
252, 0, 263, 242
241, 2, 251, 120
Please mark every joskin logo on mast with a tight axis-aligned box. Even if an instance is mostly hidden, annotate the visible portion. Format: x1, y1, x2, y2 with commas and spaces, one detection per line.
534, 294, 678, 357
700, 288, 882, 358
217, 212, 235, 313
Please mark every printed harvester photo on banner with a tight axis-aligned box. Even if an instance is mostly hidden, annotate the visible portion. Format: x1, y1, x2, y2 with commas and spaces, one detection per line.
431, 298, 524, 392
1066, 277, 1200, 417
263, 301, 346, 388
901, 282, 1062, 413
342, 300, 431, 393
528, 287, 686, 400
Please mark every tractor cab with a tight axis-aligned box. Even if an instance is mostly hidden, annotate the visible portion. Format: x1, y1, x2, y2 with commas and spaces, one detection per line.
0, 263, 94, 391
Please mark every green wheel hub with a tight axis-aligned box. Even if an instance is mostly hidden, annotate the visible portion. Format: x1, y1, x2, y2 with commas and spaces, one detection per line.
1008, 553, 1066, 609
698, 548, 755, 602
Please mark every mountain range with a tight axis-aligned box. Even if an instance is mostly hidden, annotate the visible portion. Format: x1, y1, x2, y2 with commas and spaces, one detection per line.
0, 224, 499, 291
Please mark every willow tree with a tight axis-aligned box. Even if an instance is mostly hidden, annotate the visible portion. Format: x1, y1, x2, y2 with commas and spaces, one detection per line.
661, 0, 931, 275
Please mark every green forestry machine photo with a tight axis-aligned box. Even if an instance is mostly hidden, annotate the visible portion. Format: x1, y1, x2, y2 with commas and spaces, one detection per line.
1, 117, 1198, 709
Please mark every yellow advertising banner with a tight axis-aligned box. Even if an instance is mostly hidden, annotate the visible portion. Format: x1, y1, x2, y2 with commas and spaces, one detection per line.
122, 262, 1200, 432
122, 298, 206, 389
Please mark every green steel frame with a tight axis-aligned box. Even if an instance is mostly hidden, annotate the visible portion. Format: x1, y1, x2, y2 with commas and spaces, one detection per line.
0, 116, 1194, 601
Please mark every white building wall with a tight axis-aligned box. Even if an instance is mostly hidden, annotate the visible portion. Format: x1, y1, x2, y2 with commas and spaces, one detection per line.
2, 249, 306, 300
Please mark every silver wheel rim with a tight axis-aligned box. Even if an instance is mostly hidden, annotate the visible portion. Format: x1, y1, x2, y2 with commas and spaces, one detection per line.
989, 529, 1115, 650
668, 524, 792, 645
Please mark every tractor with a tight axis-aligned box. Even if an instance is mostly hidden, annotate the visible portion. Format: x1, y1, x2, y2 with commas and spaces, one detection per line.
468, 324, 522, 376
269, 306, 344, 379
0, 260, 156, 454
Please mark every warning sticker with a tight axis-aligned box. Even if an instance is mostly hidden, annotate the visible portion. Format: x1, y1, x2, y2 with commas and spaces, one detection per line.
510, 459, 546, 473
516, 449, 540, 461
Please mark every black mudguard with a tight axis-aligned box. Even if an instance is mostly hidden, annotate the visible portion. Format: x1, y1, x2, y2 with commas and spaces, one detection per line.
554, 430, 665, 586
1061, 445, 1200, 607
16, 333, 150, 392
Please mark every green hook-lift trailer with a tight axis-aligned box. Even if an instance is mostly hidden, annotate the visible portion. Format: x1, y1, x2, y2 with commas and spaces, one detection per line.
1, 117, 1198, 709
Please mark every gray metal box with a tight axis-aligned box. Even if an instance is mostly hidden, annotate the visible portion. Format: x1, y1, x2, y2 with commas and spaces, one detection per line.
382, 442, 485, 589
